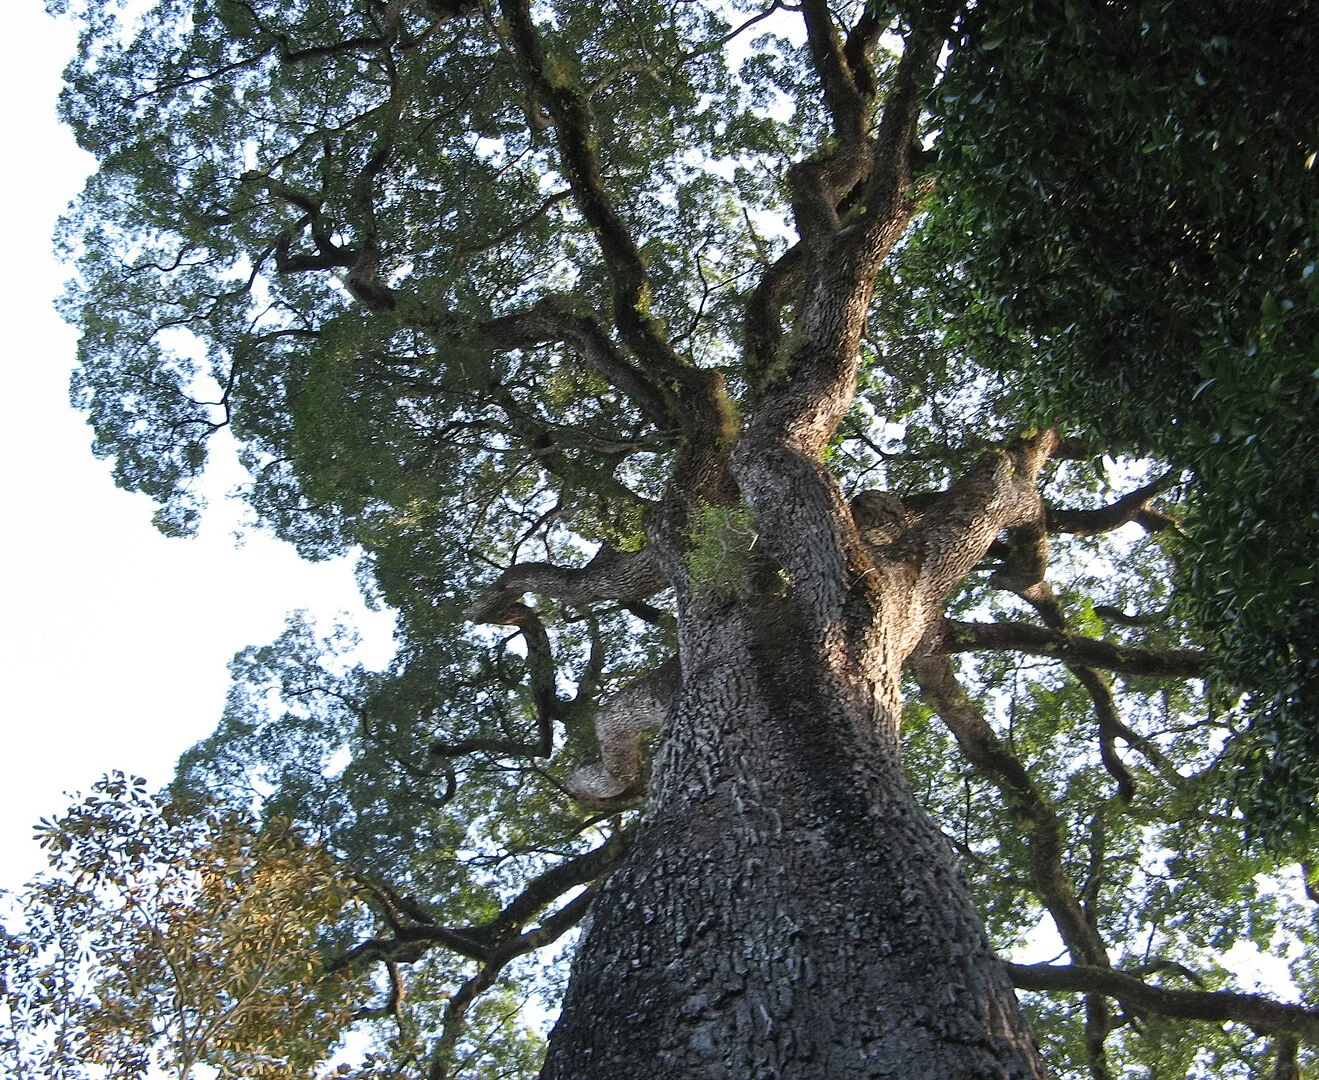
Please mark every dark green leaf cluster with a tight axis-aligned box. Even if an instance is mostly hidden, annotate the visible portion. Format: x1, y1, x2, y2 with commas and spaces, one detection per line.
911, 0, 1319, 837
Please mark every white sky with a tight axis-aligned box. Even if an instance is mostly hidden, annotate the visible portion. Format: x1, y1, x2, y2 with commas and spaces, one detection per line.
0, 0, 394, 892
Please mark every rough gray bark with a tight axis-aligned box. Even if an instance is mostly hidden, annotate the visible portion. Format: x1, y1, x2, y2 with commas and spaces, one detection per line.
537, 436, 1058, 1077
541, 597, 1043, 1079
489, 3, 1052, 1072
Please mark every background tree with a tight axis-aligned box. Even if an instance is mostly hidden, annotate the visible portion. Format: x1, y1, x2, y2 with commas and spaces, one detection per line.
47, 0, 1319, 1077
1, 774, 371, 1080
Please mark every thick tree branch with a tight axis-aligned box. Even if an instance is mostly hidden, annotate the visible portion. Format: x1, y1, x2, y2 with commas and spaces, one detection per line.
478, 829, 633, 948
498, 0, 687, 398
483, 297, 672, 427
1048, 473, 1180, 536
908, 654, 1111, 969
466, 545, 669, 625
1008, 963, 1319, 1041
903, 430, 1060, 613
566, 656, 681, 806
842, 7, 887, 102
427, 885, 598, 1080
937, 620, 1207, 679
336, 830, 632, 973
800, 0, 871, 143
435, 603, 560, 760
1274, 1033, 1300, 1080
743, 241, 805, 395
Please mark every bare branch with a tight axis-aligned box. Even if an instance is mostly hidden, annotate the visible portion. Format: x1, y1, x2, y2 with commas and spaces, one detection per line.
455, 190, 572, 261
799, 0, 871, 143
908, 653, 1111, 969
937, 620, 1207, 680
336, 830, 632, 974
1048, 473, 1181, 536
483, 298, 672, 426
466, 545, 669, 625
1008, 963, 1319, 1041
497, 0, 684, 391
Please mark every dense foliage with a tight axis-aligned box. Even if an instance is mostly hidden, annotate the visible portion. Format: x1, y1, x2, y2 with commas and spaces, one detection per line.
32, 0, 1319, 1075
909, 0, 1319, 835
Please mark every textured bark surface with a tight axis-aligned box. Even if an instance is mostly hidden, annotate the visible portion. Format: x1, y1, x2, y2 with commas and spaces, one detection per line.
495, 6, 1053, 1072
539, 431, 1056, 1076
541, 600, 1044, 1079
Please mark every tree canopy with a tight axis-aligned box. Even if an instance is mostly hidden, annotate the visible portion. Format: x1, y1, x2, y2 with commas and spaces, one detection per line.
34, 0, 1319, 1076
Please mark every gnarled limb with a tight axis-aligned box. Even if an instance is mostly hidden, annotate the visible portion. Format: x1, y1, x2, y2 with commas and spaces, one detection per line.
936, 619, 1207, 680
337, 829, 633, 970
1047, 472, 1180, 536
437, 602, 559, 761
566, 656, 681, 807
465, 545, 669, 626
908, 653, 1112, 970
902, 431, 1060, 615
483, 297, 673, 428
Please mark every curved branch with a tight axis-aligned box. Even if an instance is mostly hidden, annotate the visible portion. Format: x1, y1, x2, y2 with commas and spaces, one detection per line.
566, 656, 681, 806
466, 545, 669, 626
902, 430, 1060, 613
483, 297, 672, 426
1048, 473, 1180, 536
497, 0, 687, 396
1008, 963, 1319, 1041
991, 567, 1184, 798
436, 604, 561, 760
336, 829, 633, 972
455, 189, 572, 261
908, 653, 1111, 969
427, 885, 599, 1080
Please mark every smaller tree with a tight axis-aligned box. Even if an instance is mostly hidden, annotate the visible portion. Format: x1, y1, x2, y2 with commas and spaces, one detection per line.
0, 773, 369, 1080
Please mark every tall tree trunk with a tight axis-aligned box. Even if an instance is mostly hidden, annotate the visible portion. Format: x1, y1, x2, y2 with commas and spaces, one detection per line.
541, 594, 1046, 1078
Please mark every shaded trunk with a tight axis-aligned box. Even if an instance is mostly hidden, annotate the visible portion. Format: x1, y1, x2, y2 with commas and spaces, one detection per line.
541, 595, 1044, 1078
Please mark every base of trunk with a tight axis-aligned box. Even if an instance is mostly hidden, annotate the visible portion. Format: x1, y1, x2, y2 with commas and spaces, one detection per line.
541, 606, 1043, 1079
